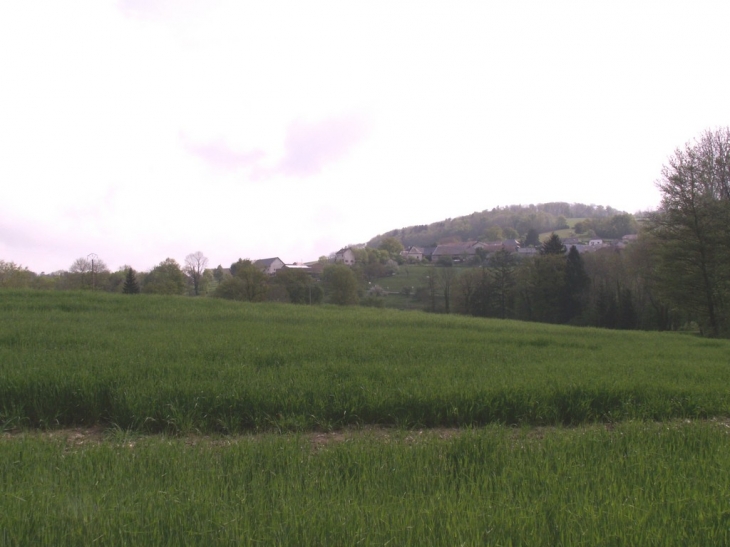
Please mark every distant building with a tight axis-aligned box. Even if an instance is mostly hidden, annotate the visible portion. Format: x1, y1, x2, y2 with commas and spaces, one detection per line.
401, 246, 424, 261
334, 247, 356, 265
253, 257, 285, 275
431, 241, 487, 261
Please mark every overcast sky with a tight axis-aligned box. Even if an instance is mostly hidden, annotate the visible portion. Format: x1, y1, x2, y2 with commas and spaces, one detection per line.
2, 0, 729, 273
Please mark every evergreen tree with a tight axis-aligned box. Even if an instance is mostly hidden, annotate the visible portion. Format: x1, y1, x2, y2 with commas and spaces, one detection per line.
490, 248, 517, 319
122, 268, 140, 294
541, 233, 566, 255
523, 228, 540, 247
561, 246, 589, 322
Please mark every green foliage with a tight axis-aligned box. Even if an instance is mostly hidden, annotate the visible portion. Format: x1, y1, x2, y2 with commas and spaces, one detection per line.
483, 224, 503, 241
378, 236, 404, 257
649, 127, 730, 337
274, 269, 322, 304
502, 226, 519, 239
436, 255, 453, 267
3, 423, 730, 545
540, 233, 566, 255
214, 260, 268, 302
0, 260, 34, 288
3, 290, 730, 434
322, 264, 359, 305
142, 258, 186, 295
122, 268, 140, 294
517, 254, 566, 323
368, 203, 624, 249
213, 265, 226, 282
561, 245, 589, 323
523, 227, 540, 247
360, 295, 385, 308
579, 213, 639, 239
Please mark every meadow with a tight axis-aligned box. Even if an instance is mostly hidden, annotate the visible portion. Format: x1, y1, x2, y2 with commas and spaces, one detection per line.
3, 422, 730, 545
2, 290, 730, 433
3, 289, 730, 545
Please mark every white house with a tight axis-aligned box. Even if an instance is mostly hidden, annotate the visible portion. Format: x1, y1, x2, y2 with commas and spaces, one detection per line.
253, 257, 285, 275
334, 247, 356, 265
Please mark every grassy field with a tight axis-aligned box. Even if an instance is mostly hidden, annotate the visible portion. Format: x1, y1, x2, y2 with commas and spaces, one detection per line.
3, 289, 730, 545
2, 290, 730, 433
3, 422, 730, 545
539, 218, 587, 241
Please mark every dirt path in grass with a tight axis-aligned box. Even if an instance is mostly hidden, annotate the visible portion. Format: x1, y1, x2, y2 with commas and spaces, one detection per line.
4, 419, 729, 448
0, 425, 470, 448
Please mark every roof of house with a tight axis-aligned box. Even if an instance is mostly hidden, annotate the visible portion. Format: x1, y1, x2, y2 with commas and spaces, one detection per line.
253, 257, 284, 268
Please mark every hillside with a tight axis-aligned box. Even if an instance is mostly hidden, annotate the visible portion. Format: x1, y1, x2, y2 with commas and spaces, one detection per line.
366, 202, 632, 248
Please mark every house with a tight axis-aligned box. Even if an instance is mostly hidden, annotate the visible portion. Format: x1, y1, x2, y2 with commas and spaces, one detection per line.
431, 241, 487, 261
334, 247, 356, 265
500, 239, 521, 252
253, 257, 285, 275
421, 247, 437, 261
589, 239, 604, 247
401, 246, 424, 261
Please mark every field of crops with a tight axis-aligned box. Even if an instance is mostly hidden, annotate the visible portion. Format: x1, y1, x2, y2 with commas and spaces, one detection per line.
2, 290, 730, 433
2, 289, 730, 545
4, 422, 730, 545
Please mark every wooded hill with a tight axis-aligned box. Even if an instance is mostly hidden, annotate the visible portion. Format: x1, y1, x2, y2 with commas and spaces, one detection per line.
367, 202, 638, 248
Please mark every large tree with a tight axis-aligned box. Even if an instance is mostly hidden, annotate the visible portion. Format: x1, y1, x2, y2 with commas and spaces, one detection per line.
143, 258, 187, 295
322, 264, 359, 305
649, 127, 730, 336
214, 259, 269, 302
184, 251, 209, 296
560, 246, 590, 323
489, 248, 518, 319
67, 255, 110, 290
122, 268, 140, 294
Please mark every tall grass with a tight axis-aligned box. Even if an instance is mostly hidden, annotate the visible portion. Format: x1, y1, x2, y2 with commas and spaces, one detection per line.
2, 290, 730, 432
2, 421, 730, 546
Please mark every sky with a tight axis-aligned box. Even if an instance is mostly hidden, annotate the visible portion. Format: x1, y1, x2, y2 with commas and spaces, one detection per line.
1, 0, 729, 273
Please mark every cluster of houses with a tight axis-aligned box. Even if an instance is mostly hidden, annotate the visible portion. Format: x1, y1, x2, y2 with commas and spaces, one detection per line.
250, 235, 639, 276
398, 235, 639, 262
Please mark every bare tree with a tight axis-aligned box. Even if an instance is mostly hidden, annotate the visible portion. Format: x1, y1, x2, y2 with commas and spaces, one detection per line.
69, 255, 109, 290
184, 252, 209, 296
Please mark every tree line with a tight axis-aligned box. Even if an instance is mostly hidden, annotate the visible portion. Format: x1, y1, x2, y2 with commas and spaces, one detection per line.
410, 128, 730, 337
2, 128, 728, 336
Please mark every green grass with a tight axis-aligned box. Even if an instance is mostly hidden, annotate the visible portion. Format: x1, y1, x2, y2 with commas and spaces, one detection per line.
2, 289, 730, 433
3, 289, 730, 544
539, 218, 587, 241
2, 421, 730, 546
